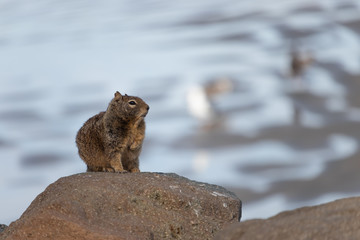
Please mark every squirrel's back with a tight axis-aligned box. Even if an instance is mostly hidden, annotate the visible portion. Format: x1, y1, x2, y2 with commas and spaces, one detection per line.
76, 111, 107, 169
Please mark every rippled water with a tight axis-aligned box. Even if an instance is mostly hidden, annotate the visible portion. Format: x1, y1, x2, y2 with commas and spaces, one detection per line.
1, 0, 360, 224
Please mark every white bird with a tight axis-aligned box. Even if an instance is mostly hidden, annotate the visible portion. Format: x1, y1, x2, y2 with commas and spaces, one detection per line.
186, 83, 216, 122
186, 77, 234, 126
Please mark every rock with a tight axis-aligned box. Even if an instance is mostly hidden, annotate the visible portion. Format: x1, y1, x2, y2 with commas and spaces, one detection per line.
214, 197, 360, 240
1, 172, 241, 240
0, 225, 7, 233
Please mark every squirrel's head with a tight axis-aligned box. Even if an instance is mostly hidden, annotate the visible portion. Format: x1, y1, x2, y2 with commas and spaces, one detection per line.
109, 91, 149, 122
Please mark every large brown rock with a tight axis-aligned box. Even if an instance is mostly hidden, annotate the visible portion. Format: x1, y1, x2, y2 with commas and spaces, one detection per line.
215, 197, 360, 240
0, 172, 241, 240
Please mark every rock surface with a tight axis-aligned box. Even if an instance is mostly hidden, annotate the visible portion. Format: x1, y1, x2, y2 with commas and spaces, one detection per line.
214, 196, 360, 240
0, 225, 7, 233
0, 172, 241, 240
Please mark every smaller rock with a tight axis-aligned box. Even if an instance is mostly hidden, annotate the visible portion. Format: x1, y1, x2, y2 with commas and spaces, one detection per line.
214, 196, 360, 240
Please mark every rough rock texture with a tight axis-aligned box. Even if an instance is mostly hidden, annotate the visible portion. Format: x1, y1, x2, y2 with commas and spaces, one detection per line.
215, 197, 360, 240
0, 225, 7, 233
0, 172, 241, 240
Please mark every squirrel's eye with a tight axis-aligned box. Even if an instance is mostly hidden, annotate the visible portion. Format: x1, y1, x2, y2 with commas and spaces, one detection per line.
129, 100, 137, 105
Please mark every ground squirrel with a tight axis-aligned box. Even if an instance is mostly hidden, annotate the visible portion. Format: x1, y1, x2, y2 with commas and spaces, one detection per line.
76, 91, 149, 173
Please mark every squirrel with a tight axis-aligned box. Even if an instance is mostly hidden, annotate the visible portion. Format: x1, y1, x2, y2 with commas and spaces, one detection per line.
76, 91, 149, 173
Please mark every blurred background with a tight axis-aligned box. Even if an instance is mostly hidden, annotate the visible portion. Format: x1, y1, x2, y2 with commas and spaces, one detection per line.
1, 0, 360, 224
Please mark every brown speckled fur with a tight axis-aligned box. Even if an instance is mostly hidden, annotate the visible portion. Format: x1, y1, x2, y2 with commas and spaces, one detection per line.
76, 91, 149, 173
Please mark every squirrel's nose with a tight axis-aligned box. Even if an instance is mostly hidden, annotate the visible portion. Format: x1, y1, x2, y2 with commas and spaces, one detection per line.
146, 105, 150, 111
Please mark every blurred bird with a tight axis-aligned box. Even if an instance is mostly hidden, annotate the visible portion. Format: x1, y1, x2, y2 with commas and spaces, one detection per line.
290, 50, 313, 78
287, 49, 314, 124
186, 77, 234, 126
187, 83, 215, 122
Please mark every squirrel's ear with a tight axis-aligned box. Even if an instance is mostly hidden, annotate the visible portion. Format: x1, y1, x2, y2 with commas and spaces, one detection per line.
114, 91, 122, 98
125, 94, 128, 97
